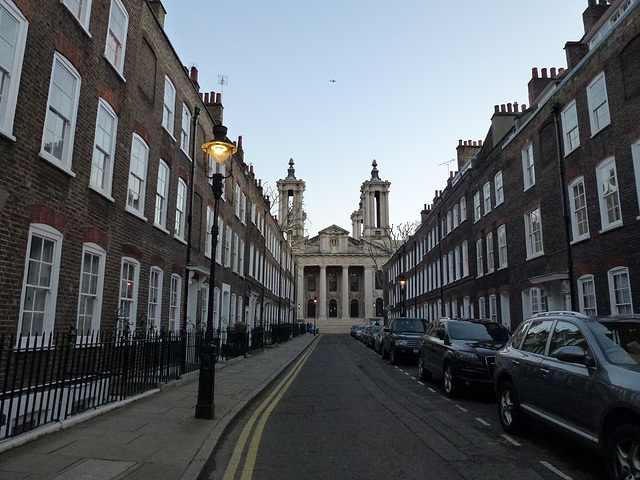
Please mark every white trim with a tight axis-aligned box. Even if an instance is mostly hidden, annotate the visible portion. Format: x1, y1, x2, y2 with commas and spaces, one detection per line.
577, 274, 597, 317
524, 206, 544, 259
76, 242, 106, 338
522, 143, 535, 191
118, 257, 140, 332
632, 138, 640, 216
169, 274, 182, 332
126, 133, 149, 218
587, 71, 611, 137
89, 98, 118, 198
61, 0, 92, 35
608, 267, 633, 314
147, 267, 163, 333
162, 76, 176, 136
596, 157, 622, 231
105, 0, 128, 76
561, 100, 580, 155
568, 176, 590, 242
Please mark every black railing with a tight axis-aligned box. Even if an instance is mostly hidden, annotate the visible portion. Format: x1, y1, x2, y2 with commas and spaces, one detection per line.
0, 323, 305, 440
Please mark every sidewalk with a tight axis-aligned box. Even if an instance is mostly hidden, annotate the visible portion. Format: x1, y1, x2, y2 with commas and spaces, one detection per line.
0, 334, 319, 480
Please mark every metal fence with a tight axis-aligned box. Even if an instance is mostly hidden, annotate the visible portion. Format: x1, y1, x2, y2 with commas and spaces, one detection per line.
0, 322, 307, 440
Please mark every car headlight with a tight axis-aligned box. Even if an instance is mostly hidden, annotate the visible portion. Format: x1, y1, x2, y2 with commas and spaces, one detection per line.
396, 340, 409, 346
453, 350, 481, 362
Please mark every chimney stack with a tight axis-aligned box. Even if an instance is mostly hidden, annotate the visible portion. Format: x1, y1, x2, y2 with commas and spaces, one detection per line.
148, 1, 166, 28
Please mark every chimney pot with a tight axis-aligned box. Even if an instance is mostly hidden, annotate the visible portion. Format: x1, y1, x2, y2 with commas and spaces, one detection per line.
204, 92, 209, 103
479, 140, 483, 146
216, 93, 222, 103
507, 103, 513, 113
238, 135, 243, 149
190, 66, 198, 83
521, 104, 527, 111
541, 68, 548, 78
501, 104, 506, 112
532, 67, 539, 79
494, 105, 500, 113
458, 139, 463, 146
551, 67, 557, 78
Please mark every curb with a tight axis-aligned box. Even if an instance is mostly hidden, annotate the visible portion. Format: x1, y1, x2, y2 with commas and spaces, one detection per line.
183, 335, 320, 480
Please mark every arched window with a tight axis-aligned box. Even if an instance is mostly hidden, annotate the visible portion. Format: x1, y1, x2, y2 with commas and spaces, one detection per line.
350, 299, 359, 318
328, 273, 337, 292
307, 299, 316, 318
350, 273, 359, 292
329, 299, 338, 317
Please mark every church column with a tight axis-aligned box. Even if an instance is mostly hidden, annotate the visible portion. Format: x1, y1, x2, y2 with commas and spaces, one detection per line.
296, 268, 304, 321
364, 267, 374, 319
319, 265, 327, 319
341, 266, 349, 319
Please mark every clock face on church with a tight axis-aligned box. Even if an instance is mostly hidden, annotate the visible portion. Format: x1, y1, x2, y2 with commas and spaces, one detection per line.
329, 237, 338, 247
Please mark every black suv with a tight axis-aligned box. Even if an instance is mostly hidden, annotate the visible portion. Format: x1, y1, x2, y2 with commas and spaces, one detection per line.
493, 312, 640, 479
418, 318, 511, 397
381, 318, 428, 365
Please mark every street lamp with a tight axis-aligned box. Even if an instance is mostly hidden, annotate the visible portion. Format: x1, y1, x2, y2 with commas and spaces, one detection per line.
397, 274, 406, 318
195, 124, 237, 420
313, 298, 317, 336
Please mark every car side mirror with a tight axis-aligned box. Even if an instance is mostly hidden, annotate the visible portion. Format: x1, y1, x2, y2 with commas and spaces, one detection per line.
555, 346, 589, 365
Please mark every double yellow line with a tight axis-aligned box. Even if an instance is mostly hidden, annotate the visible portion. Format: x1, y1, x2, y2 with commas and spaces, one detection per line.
222, 337, 320, 480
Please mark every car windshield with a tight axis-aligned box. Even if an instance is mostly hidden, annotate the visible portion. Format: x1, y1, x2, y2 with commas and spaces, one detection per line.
589, 320, 640, 366
393, 319, 425, 333
372, 326, 383, 334
448, 322, 511, 342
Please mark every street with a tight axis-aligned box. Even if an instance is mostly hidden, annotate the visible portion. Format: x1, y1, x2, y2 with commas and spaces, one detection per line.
204, 334, 607, 480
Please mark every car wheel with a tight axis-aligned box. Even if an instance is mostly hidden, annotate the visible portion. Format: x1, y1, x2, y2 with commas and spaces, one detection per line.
498, 381, 528, 434
608, 424, 640, 480
443, 363, 458, 397
418, 357, 432, 381
389, 347, 397, 365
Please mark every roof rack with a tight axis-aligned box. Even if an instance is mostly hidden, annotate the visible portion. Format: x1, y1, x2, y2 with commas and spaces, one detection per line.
531, 311, 588, 319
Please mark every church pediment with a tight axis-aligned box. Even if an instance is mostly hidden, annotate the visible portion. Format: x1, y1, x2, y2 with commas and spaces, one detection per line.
318, 225, 350, 236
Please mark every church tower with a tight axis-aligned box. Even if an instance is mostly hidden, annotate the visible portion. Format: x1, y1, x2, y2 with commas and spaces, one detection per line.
357, 160, 391, 241
276, 158, 306, 240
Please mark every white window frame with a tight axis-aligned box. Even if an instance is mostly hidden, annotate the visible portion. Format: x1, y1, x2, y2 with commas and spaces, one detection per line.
530, 287, 548, 316
162, 76, 176, 136
216, 217, 224, 265
241, 193, 247, 225
118, 257, 140, 333
561, 100, 580, 154
89, 98, 118, 199
233, 233, 239, 273
169, 274, 182, 332
524, 206, 544, 259
494, 171, 504, 206
448, 250, 454, 283
633, 139, 640, 218
104, 0, 128, 76
587, 71, 611, 136
460, 197, 466, 223
0, 0, 28, 140
462, 241, 469, 277
473, 192, 481, 222
147, 267, 163, 333
224, 226, 232, 267
174, 178, 187, 241
205, 205, 214, 258
486, 232, 494, 274
239, 239, 245, 277
76, 242, 106, 338
497, 224, 508, 269
569, 176, 590, 242
453, 204, 459, 228
454, 246, 461, 281
126, 134, 149, 219
476, 238, 483, 277
62, 0, 92, 33
180, 103, 191, 156
597, 157, 622, 231
154, 159, 170, 230
40, 52, 82, 174
608, 267, 633, 314
235, 183, 241, 218
478, 297, 486, 319
577, 274, 597, 317
489, 295, 497, 322
200, 284, 209, 332
522, 143, 535, 190
19, 224, 63, 343
483, 182, 491, 215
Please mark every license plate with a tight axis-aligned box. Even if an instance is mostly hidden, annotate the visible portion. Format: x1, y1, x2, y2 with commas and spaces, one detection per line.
413, 349, 419, 353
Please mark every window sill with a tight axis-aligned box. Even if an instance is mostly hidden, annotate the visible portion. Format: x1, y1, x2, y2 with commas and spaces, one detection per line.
124, 206, 147, 222
0, 127, 17, 142
570, 235, 590, 246
563, 144, 580, 157
39, 151, 76, 177
104, 55, 126, 82
590, 122, 611, 139
526, 252, 544, 261
498, 265, 508, 271
599, 223, 623, 234
89, 185, 115, 202
162, 127, 176, 142
174, 235, 187, 245
153, 223, 170, 234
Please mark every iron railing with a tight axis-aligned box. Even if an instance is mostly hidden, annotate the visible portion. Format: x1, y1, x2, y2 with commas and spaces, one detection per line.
0, 323, 306, 440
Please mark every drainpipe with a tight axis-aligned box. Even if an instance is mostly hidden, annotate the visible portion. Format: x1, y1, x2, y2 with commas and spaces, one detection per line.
551, 103, 576, 311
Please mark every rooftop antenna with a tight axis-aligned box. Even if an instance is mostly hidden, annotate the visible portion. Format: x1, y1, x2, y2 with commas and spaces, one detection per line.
438, 159, 456, 176
218, 75, 228, 97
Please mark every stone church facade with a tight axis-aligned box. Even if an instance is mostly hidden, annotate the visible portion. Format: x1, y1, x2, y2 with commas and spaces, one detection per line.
277, 160, 392, 332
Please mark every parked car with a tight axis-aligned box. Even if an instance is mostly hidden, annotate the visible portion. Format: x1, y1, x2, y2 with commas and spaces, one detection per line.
360, 325, 373, 343
381, 318, 428, 365
353, 325, 365, 340
373, 326, 385, 354
418, 318, 511, 397
367, 325, 383, 349
350, 324, 363, 338
493, 311, 640, 480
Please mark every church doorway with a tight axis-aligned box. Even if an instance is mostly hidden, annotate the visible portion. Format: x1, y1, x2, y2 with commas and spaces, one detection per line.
329, 299, 338, 317
307, 299, 316, 318
350, 299, 359, 318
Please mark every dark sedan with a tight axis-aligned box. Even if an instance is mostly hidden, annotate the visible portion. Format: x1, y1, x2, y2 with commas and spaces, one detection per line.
381, 317, 429, 365
494, 312, 640, 480
418, 318, 511, 397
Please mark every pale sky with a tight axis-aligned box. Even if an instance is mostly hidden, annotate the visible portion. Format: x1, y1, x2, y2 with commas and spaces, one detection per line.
161, 0, 588, 237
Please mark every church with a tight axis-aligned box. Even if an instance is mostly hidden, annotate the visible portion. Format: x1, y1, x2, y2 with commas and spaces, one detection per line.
277, 160, 393, 333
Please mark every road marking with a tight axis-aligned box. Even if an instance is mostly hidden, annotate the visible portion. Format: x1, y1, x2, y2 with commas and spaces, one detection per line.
475, 417, 490, 426
404, 372, 410, 376
540, 461, 573, 480
427, 387, 436, 393
418, 381, 424, 385
500, 434, 521, 446
410, 376, 416, 380
222, 338, 320, 480
456, 405, 468, 412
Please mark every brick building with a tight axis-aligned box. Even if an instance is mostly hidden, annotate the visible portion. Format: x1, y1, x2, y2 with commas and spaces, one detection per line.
0, 0, 295, 341
384, 0, 640, 329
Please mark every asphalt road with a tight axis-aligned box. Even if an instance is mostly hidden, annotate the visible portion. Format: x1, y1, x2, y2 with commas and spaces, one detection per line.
205, 334, 607, 480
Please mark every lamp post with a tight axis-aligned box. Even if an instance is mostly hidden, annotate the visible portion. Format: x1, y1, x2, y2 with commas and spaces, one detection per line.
397, 274, 406, 318
313, 298, 317, 336
195, 124, 237, 420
